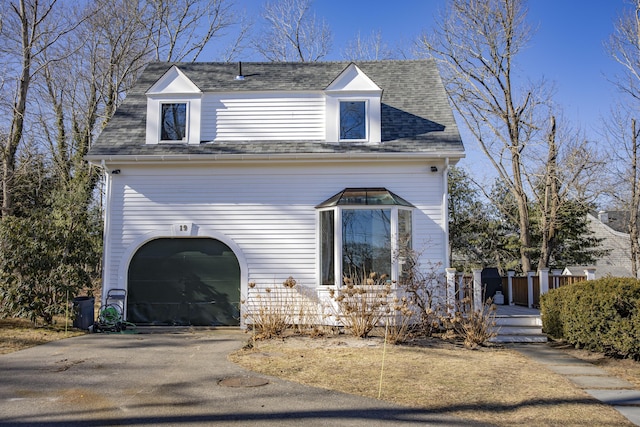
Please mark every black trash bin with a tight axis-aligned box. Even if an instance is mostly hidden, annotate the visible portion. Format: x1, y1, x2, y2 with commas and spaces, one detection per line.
481, 268, 504, 304
72, 296, 95, 330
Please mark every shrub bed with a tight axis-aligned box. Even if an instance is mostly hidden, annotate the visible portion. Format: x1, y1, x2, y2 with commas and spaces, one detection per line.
541, 277, 640, 360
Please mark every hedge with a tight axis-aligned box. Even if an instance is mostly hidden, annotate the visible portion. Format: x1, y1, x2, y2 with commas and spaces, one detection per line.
540, 277, 640, 360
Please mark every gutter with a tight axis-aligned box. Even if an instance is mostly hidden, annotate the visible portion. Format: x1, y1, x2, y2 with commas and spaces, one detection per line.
443, 158, 451, 269
86, 151, 465, 165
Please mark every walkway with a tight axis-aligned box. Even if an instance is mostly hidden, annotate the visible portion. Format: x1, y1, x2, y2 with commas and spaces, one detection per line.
513, 341, 640, 425
495, 304, 640, 425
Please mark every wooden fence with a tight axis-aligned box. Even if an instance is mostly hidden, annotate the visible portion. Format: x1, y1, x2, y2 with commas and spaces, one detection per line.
550, 275, 587, 289
508, 273, 586, 308
510, 276, 529, 306
453, 270, 590, 310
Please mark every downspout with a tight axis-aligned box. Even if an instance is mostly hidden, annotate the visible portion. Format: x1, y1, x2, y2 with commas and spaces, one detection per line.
100, 160, 113, 307
443, 158, 451, 269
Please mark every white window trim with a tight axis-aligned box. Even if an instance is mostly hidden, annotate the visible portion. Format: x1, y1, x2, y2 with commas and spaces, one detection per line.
146, 94, 202, 145
325, 93, 381, 144
317, 205, 413, 288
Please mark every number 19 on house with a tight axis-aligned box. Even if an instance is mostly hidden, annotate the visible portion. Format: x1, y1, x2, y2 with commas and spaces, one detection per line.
173, 223, 191, 235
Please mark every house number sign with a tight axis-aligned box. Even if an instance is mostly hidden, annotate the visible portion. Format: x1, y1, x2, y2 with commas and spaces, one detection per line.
173, 223, 193, 235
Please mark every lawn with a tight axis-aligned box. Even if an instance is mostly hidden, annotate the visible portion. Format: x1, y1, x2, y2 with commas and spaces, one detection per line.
0, 317, 83, 354
230, 334, 639, 426
1, 319, 638, 426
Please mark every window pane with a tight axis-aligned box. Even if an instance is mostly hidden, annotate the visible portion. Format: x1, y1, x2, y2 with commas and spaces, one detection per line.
340, 101, 366, 140
320, 210, 335, 285
398, 209, 412, 250
398, 209, 413, 280
342, 209, 391, 279
161, 103, 187, 140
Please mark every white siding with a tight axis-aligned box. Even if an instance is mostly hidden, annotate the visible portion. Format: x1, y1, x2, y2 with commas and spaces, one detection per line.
201, 93, 325, 141
104, 161, 447, 297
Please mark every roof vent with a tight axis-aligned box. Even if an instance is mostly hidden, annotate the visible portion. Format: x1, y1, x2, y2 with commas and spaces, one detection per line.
234, 61, 245, 81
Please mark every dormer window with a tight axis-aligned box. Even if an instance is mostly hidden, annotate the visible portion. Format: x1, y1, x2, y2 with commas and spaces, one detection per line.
145, 66, 201, 145
325, 64, 382, 144
340, 101, 367, 141
161, 103, 187, 141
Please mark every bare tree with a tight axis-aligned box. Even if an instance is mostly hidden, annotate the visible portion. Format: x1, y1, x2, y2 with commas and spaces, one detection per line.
3, 0, 245, 209
145, 0, 240, 62
629, 118, 640, 277
87, 0, 243, 124
531, 116, 603, 270
219, 14, 253, 63
536, 117, 560, 270
417, 0, 551, 273
606, 0, 640, 102
0, 0, 83, 217
605, 0, 640, 277
49, 0, 244, 177
254, 0, 332, 62
603, 106, 640, 276
86, 0, 157, 126
342, 30, 396, 61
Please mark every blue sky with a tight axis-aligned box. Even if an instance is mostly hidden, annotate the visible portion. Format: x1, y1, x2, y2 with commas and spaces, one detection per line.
311, 1, 625, 164
231, 1, 628, 175
313, 1, 623, 123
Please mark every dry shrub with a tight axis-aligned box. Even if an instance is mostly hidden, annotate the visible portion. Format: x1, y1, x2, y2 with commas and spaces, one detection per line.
383, 295, 414, 344
396, 251, 447, 337
397, 247, 497, 347
242, 277, 323, 339
243, 254, 497, 348
328, 272, 392, 338
461, 300, 498, 348
442, 298, 498, 348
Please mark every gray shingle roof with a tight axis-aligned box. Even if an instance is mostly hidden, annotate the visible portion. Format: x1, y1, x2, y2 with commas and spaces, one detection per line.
87, 60, 464, 159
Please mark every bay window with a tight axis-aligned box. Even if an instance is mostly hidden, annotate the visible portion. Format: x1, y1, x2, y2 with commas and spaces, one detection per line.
317, 188, 413, 286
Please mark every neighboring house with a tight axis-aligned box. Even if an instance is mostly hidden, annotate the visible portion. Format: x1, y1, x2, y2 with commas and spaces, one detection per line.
86, 61, 464, 326
577, 211, 637, 279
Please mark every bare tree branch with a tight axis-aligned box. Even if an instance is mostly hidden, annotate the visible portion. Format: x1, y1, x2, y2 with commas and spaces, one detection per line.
342, 30, 396, 61
145, 0, 239, 62
254, 0, 332, 62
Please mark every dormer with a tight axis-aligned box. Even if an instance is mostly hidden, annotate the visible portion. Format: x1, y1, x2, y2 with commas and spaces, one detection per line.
324, 64, 382, 144
145, 66, 202, 145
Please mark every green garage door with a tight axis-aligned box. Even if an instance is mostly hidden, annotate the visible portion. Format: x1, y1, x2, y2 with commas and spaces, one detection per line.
127, 238, 240, 326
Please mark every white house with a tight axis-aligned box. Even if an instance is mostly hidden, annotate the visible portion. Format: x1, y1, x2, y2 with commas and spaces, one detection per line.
86, 61, 465, 326
572, 211, 639, 279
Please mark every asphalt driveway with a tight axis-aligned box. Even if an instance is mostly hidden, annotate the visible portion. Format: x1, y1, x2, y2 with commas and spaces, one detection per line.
0, 329, 474, 426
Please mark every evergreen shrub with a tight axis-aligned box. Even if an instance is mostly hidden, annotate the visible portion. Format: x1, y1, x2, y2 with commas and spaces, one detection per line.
540, 277, 640, 360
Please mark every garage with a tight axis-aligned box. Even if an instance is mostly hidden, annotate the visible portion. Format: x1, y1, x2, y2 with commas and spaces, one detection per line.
127, 238, 241, 326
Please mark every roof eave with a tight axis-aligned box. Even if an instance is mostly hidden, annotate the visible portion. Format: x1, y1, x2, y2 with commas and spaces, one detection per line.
86, 151, 465, 166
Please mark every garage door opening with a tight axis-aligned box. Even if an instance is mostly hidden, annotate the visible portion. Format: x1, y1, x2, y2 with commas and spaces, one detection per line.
127, 238, 240, 326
